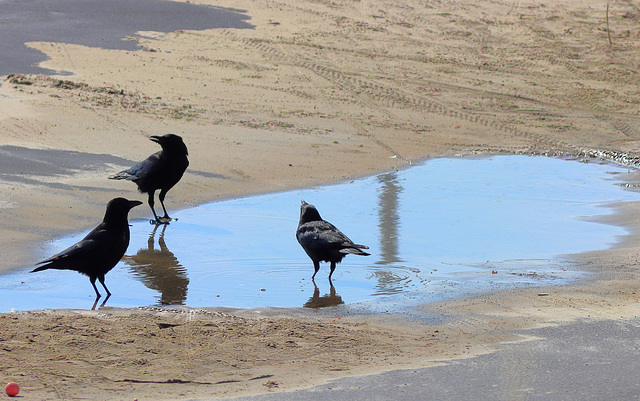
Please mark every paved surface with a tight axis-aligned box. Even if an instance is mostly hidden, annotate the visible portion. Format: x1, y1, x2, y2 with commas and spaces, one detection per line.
1, 0, 253, 76
219, 318, 640, 401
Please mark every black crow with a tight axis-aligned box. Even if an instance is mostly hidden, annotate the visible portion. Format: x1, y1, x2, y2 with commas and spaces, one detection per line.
296, 200, 370, 281
31, 198, 142, 299
109, 134, 189, 224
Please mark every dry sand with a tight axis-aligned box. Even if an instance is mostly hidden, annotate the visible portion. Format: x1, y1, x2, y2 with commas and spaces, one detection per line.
1, 0, 640, 399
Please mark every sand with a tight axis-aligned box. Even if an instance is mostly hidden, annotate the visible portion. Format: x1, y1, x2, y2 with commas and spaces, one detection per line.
1, 0, 640, 399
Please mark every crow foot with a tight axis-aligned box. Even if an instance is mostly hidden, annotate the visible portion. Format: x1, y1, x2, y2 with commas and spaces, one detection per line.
150, 217, 176, 225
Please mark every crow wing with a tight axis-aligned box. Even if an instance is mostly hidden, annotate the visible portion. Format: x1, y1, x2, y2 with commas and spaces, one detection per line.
33, 224, 119, 271
109, 151, 162, 181
297, 221, 368, 254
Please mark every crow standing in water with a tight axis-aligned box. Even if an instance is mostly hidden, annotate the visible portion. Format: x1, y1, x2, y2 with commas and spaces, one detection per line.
31, 198, 142, 300
296, 200, 370, 281
109, 134, 189, 224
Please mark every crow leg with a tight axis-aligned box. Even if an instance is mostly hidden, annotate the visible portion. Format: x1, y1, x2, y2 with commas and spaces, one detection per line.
328, 262, 337, 281
311, 260, 320, 279
99, 293, 111, 309
99, 275, 112, 297
159, 189, 171, 220
147, 191, 162, 223
90, 277, 102, 298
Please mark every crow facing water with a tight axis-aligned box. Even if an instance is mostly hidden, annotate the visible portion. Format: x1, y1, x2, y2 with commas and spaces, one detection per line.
296, 200, 370, 281
31, 198, 142, 300
109, 134, 189, 224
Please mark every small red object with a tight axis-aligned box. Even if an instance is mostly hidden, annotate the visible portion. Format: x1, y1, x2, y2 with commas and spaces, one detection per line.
5, 382, 19, 397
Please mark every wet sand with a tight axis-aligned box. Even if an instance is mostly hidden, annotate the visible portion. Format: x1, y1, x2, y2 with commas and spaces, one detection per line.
1, 0, 640, 399
1, 0, 253, 76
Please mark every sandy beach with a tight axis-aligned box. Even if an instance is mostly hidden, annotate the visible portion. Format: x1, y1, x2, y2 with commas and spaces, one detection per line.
1, 0, 640, 399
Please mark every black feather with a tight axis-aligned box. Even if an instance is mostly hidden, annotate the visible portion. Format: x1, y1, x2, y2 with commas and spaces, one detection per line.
296, 200, 369, 281
31, 197, 142, 298
109, 134, 188, 223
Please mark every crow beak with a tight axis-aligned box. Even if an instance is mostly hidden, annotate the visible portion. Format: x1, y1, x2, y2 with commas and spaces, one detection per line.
150, 135, 162, 144
129, 200, 143, 209
301, 200, 307, 205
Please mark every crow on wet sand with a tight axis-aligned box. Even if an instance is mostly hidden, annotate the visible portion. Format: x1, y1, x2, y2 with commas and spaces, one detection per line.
31, 198, 142, 301
296, 200, 370, 281
109, 134, 189, 224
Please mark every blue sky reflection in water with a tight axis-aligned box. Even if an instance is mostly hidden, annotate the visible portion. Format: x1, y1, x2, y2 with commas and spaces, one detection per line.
2, 155, 639, 312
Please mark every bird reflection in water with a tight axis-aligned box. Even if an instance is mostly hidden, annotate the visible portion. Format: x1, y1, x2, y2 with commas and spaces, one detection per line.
303, 281, 344, 308
123, 224, 188, 305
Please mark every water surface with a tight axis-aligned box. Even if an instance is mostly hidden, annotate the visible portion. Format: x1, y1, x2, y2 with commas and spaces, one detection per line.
1, 156, 638, 313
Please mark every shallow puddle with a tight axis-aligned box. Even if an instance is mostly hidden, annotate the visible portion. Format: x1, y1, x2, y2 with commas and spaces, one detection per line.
1, 156, 638, 313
